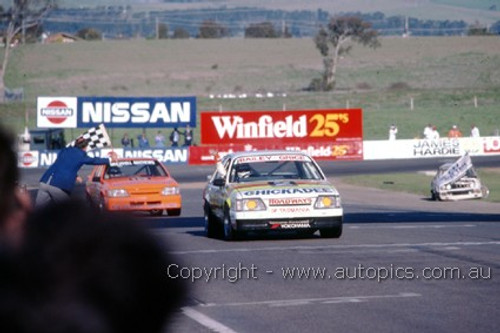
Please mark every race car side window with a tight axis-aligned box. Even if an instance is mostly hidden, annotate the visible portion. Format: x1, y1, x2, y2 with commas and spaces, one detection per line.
93, 165, 105, 182
214, 158, 230, 181
300, 161, 323, 180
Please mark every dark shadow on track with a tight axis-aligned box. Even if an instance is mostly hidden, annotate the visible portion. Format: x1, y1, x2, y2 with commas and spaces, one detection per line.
144, 217, 322, 241
141, 210, 500, 234
186, 230, 321, 242
345, 211, 500, 223
142, 217, 204, 229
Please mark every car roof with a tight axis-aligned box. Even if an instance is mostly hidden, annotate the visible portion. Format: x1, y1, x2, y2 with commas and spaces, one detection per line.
224, 150, 311, 160
115, 157, 158, 162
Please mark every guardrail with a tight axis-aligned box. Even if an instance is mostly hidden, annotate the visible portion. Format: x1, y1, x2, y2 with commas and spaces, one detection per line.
17, 136, 500, 168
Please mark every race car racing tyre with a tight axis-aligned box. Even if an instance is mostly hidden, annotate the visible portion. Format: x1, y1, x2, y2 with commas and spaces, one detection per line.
223, 208, 239, 241
431, 191, 438, 201
204, 203, 220, 239
98, 196, 106, 213
298, 230, 316, 238
150, 209, 164, 216
86, 193, 96, 209
319, 225, 342, 239
481, 185, 490, 198
167, 209, 181, 216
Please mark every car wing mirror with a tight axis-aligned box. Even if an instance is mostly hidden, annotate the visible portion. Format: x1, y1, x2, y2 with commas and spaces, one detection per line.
213, 178, 226, 187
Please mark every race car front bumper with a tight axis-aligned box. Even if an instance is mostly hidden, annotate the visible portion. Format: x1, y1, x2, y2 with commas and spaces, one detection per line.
235, 216, 343, 231
106, 194, 182, 212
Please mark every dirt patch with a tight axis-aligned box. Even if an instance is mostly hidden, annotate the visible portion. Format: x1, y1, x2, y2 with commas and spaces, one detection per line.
481, 168, 500, 175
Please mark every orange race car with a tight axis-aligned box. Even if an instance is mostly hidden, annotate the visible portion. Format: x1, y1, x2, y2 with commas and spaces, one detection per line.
85, 158, 181, 216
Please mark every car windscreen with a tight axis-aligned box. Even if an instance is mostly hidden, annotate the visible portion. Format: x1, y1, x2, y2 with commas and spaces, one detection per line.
105, 160, 167, 179
229, 157, 323, 183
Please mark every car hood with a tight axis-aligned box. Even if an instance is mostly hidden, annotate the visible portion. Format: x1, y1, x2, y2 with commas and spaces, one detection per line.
229, 180, 339, 199
101, 177, 178, 189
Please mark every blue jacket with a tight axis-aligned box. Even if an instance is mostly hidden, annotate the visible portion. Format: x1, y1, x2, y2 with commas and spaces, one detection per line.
40, 147, 110, 193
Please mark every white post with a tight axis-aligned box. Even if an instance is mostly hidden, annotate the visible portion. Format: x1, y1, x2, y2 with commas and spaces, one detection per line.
410, 97, 414, 111
25, 106, 29, 126
474, 96, 478, 108
283, 103, 286, 111
346, 100, 350, 109
156, 17, 159, 39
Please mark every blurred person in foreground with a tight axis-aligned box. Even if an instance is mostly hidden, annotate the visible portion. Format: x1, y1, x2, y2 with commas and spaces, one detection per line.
1, 126, 186, 332
0, 200, 187, 333
35, 137, 116, 208
0, 125, 31, 248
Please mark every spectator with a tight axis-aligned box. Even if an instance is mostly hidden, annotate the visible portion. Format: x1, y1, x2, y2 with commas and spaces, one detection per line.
169, 128, 180, 147
388, 124, 398, 141
121, 133, 131, 148
154, 130, 166, 148
35, 137, 116, 208
137, 132, 149, 148
431, 126, 440, 140
470, 124, 480, 138
447, 125, 462, 138
183, 125, 194, 146
423, 123, 433, 139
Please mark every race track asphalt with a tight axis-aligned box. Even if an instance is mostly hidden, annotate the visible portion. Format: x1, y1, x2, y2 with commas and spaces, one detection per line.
20, 157, 500, 332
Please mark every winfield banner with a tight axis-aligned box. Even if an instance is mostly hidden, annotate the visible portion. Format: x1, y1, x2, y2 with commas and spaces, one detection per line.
200, 109, 363, 145
188, 140, 363, 165
37, 96, 197, 128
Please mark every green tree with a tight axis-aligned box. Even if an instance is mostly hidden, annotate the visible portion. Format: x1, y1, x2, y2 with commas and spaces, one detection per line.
198, 20, 228, 39
314, 16, 380, 91
172, 27, 190, 39
245, 22, 278, 38
76, 27, 102, 40
467, 21, 490, 36
0, 0, 56, 103
172, 28, 190, 39
158, 23, 168, 39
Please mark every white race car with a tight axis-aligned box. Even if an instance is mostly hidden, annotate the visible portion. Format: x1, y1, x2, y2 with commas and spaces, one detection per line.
203, 150, 343, 240
430, 155, 489, 201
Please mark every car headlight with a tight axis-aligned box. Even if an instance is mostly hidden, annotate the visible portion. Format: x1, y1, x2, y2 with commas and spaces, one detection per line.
236, 198, 266, 211
162, 186, 180, 195
107, 189, 129, 197
314, 195, 341, 209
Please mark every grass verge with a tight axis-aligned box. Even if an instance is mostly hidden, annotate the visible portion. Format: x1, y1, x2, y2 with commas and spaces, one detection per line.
339, 168, 500, 203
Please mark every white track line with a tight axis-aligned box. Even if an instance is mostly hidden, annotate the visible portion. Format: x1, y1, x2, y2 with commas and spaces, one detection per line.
182, 307, 238, 333
171, 241, 500, 255
200, 292, 422, 308
348, 224, 476, 229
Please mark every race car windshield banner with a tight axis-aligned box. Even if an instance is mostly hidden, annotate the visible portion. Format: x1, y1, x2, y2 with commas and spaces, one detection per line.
434, 153, 473, 188
37, 96, 197, 128
200, 109, 362, 145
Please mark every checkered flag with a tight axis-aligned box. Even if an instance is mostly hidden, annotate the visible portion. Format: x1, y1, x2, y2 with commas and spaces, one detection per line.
67, 124, 112, 151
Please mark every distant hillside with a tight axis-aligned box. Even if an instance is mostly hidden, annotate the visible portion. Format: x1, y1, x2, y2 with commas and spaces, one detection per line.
1, 0, 498, 24
1, 1, 499, 40
42, 6, 495, 39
